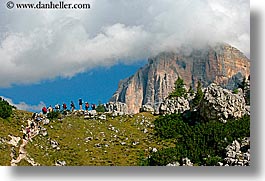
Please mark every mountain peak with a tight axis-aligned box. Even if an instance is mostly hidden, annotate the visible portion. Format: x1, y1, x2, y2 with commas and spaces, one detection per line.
110, 44, 250, 114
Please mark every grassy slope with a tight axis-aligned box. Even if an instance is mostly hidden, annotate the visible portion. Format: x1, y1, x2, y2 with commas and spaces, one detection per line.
1, 110, 175, 166
0, 110, 32, 165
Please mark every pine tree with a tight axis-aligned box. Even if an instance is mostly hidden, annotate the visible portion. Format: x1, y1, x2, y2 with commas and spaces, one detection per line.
188, 85, 195, 96
192, 81, 204, 108
0, 97, 13, 119
169, 77, 187, 98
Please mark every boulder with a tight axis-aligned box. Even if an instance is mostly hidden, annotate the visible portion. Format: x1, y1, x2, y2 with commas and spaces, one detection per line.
55, 160, 66, 166
84, 137, 93, 142
88, 110, 97, 117
40, 127, 48, 137
167, 162, 180, 166
84, 110, 97, 119
141, 104, 155, 113
159, 96, 190, 115
104, 102, 128, 115
182, 157, 193, 166
111, 111, 125, 117
42, 118, 50, 125
223, 137, 250, 166
98, 114, 106, 120
51, 140, 59, 149
199, 83, 248, 123
7, 135, 21, 147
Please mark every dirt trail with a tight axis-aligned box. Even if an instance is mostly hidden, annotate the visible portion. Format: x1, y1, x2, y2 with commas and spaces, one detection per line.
7, 119, 41, 166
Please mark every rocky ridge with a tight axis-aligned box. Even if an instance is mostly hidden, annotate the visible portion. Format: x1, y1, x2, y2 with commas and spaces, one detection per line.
199, 83, 249, 123
222, 137, 250, 166
110, 44, 250, 114
158, 83, 249, 123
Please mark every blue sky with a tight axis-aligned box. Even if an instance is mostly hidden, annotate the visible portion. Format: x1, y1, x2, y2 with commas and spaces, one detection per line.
0, 61, 146, 111
0, 0, 249, 111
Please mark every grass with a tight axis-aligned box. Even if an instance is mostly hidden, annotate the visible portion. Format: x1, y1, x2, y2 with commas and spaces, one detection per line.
0, 110, 175, 166
0, 110, 32, 166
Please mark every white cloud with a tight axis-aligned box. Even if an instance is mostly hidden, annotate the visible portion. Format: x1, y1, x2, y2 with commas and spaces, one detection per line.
1, 96, 45, 112
0, 0, 250, 87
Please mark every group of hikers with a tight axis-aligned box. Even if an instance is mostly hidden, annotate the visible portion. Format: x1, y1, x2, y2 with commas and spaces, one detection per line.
24, 98, 98, 141
41, 98, 97, 115
23, 112, 44, 142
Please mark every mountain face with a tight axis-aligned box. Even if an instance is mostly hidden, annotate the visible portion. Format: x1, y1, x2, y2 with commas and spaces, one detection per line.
110, 44, 250, 114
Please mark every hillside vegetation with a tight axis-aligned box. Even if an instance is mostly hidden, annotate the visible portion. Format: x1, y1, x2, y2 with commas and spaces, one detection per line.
0, 108, 250, 166
0, 110, 175, 166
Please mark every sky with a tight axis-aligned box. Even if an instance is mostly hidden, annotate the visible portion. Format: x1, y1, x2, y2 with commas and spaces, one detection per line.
0, 0, 250, 112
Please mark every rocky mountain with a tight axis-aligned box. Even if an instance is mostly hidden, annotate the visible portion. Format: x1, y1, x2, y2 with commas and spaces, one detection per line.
110, 43, 250, 114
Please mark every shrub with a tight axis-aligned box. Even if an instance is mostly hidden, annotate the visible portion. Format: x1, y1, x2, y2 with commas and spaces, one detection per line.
233, 89, 239, 94
203, 155, 223, 166
95, 103, 105, 112
148, 114, 250, 166
0, 97, 13, 119
154, 114, 190, 139
47, 111, 60, 120
148, 147, 180, 166
137, 151, 150, 166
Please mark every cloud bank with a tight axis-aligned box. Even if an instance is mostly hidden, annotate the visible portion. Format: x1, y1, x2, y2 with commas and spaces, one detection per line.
0, 0, 250, 87
2, 96, 45, 112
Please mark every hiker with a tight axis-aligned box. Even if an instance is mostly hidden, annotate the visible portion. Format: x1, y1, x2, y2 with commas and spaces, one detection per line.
55, 104, 60, 111
79, 98, 83, 110
22, 133, 27, 141
32, 112, 37, 119
42, 106, 47, 115
35, 115, 42, 127
63, 103, 67, 110
91, 103, 96, 110
85, 102, 89, 111
25, 126, 31, 140
70, 101, 75, 112
48, 105, 53, 113
30, 122, 35, 129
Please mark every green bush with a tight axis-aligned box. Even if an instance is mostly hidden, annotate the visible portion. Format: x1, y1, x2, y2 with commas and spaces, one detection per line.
233, 89, 239, 94
154, 113, 191, 139
203, 155, 223, 166
0, 97, 13, 119
148, 147, 180, 166
47, 111, 60, 120
95, 103, 105, 112
137, 151, 150, 166
148, 114, 250, 166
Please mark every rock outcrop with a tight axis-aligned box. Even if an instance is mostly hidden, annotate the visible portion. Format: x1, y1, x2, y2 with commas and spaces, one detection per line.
140, 104, 155, 114
199, 83, 249, 123
104, 102, 129, 115
159, 96, 190, 115
156, 82, 249, 123
221, 137, 250, 166
110, 43, 250, 114
166, 157, 194, 166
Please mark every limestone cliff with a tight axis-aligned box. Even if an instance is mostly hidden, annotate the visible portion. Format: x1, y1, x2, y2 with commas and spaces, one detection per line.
110, 44, 250, 114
